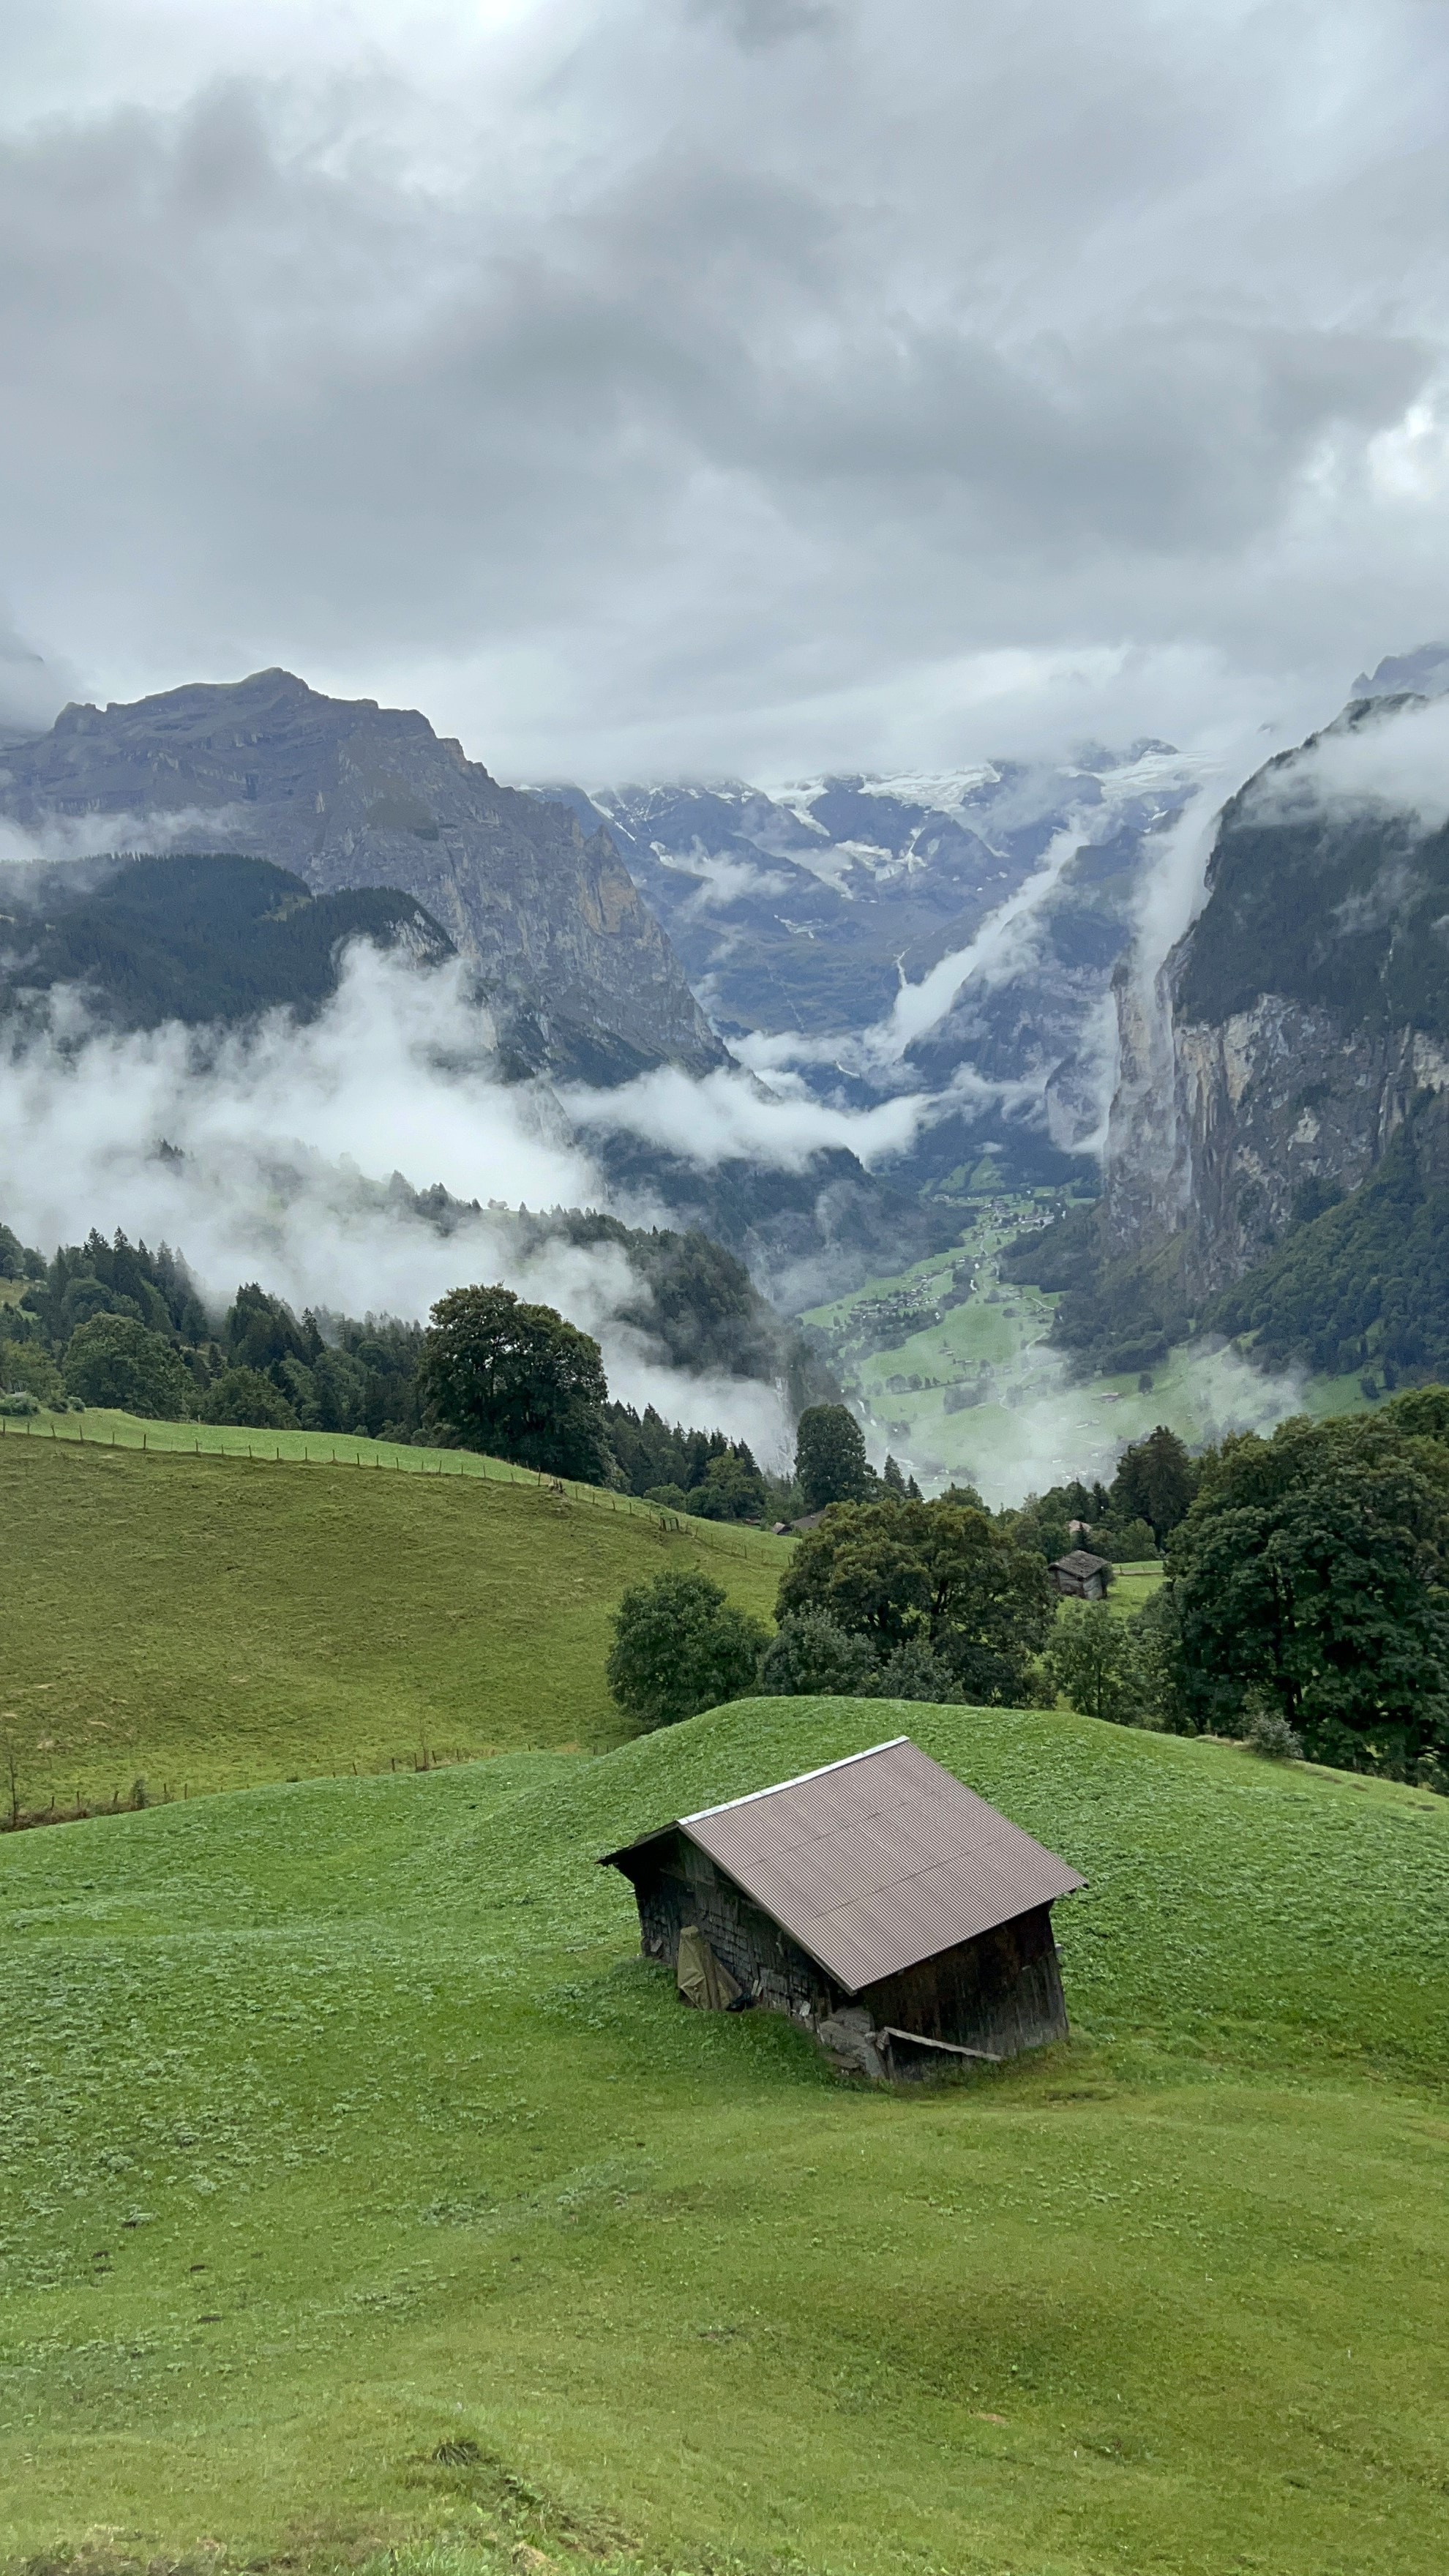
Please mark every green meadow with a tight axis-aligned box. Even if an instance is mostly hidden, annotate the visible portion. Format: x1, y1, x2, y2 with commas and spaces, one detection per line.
0, 1434, 786, 1811
4, 1432, 1449, 2576
3, 1688, 1448, 2576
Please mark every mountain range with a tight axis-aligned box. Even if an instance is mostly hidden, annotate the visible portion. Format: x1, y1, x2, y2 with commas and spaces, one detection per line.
546, 746, 1209, 1180
0, 667, 719, 1083
8, 649, 1449, 1412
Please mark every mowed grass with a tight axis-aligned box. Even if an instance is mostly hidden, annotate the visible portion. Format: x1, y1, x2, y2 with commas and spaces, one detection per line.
0, 1438, 787, 1806
2, 1696, 1447, 2576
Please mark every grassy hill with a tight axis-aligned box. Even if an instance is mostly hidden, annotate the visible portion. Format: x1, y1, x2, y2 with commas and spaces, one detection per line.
1, 1696, 1445, 2576
0, 1430, 787, 1811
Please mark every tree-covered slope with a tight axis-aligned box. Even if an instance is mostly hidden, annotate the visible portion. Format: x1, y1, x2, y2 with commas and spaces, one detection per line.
0, 850, 452, 1032
1205, 1087, 1449, 1382
1175, 698, 1449, 1041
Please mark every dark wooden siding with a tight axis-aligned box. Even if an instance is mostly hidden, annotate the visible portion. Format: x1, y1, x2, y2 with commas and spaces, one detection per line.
861, 1903, 1068, 2059
624, 1832, 836, 2021
616, 1841, 1068, 2066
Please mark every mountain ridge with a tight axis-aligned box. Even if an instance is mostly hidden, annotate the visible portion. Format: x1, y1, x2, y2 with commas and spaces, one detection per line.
0, 668, 722, 1083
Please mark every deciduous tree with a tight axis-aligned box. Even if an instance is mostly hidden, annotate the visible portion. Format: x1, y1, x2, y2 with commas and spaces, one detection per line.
420, 1284, 610, 1480
62, 1314, 190, 1419
776, 1496, 1053, 1705
607, 1564, 768, 1731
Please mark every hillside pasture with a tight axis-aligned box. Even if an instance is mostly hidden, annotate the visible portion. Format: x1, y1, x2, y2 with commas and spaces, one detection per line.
1, 1696, 1447, 2576
0, 1434, 786, 1810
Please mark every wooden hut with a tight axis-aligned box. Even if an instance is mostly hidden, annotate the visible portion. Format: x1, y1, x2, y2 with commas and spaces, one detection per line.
600, 1737, 1082, 2080
1049, 1548, 1113, 1600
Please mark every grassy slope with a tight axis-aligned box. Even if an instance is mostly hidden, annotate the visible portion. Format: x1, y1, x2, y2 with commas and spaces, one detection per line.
2, 1697, 1446, 2576
0, 1437, 786, 1805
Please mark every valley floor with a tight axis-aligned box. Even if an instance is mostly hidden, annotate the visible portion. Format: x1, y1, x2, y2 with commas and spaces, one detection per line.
4, 1698, 1447, 2576
802, 1191, 1371, 1505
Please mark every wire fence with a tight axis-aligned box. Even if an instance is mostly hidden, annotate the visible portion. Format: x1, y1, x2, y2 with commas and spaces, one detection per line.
0, 1405, 790, 1565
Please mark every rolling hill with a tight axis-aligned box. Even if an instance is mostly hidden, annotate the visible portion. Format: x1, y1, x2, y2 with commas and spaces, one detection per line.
0, 1431, 787, 1813
1, 1693, 1445, 2576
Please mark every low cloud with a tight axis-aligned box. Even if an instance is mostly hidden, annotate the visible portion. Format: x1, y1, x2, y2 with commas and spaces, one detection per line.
560, 1056, 932, 1169
0, 938, 803, 1459
1246, 689, 1449, 834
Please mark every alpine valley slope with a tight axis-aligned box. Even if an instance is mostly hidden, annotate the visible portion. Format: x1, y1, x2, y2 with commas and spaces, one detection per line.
1015, 647, 1449, 1388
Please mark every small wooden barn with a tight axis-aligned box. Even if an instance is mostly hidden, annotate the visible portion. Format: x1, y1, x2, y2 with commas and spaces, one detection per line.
600, 1737, 1083, 2079
1049, 1548, 1113, 1600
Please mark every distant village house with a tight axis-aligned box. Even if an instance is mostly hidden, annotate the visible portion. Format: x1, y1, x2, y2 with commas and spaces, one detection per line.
601, 1737, 1083, 2081
1049, 1549, 1114, 1600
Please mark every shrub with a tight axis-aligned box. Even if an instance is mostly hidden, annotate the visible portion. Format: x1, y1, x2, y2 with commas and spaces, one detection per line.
607, 1564, 769, 1732
757, 1608, 879, 1698
1242, 1694, 1305, 1761
0, 1390, 40, 1416
1043, 1600, 1150, 1728
873, 1636, 965, 1704
0, 1341, 65, 1407
1093, 1517, 1159, 1563
643, 1483, 690, 1514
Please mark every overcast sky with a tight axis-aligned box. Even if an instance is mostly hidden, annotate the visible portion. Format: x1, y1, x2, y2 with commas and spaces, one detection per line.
2, 0, 1448, 780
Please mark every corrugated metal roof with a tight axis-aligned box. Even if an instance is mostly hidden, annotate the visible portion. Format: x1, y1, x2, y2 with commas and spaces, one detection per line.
602, 1737, 1083, 1994
1051, 1550, 1112, 1577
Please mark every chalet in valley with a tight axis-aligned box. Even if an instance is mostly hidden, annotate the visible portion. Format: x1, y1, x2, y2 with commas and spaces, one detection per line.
1049, 1548, 1114, 1600
601, 1737, 1083, 2080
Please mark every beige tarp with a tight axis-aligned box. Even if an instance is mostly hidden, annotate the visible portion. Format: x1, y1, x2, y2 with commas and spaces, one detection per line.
676, 1923, 743, 2011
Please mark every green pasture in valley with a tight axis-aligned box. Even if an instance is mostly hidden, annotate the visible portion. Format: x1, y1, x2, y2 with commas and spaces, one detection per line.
2, 1695, 1447, 2576
0, 1434, 787, 1811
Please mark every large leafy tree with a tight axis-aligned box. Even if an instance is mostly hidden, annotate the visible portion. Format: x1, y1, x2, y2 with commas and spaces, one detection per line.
1109, 1426, 1197, 1545
420, 1285, 610, 1480
795, 1404, 875, 1512
201, 1366, 298, 1431
607, 1564, 768, 1731
1170, 1413, 1449, 1771
776, 1496, 1054, 1705
62, 1314, 191, 1419
1044, 1601, 1147, 1728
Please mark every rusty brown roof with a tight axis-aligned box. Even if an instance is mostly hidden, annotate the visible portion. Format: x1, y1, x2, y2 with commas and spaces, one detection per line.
602, 1737, 1082, 1994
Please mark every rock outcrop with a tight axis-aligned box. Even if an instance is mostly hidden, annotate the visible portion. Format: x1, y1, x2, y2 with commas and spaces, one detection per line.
1104, 689, 1449, 1292
0, 668, 723, 1080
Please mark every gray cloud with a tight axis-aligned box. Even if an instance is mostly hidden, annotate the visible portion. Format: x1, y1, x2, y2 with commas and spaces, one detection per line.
0, 1, 1446, 773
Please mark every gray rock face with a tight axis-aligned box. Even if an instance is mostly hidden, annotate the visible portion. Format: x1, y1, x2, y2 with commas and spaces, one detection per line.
1103, 696, 1449, 1290
0, 668, 723, 1080
1107, 984, 1449, 1295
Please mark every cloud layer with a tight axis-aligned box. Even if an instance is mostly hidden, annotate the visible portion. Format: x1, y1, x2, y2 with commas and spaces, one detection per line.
1, 1, 1448, 771
0, 940, 827, 1459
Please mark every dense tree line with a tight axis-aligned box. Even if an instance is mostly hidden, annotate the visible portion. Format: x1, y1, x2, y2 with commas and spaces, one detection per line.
607, 1483, 1056, 1730
1003, 1426, 1196, 1565
607, 1399, 1449, 1794
1044, 1399, 1449, 1785
0, 1222, 792, 1513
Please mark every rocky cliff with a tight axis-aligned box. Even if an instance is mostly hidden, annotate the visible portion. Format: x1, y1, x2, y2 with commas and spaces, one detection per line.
1104, 687, 1449, 1297
0, 669, 722, 1080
